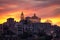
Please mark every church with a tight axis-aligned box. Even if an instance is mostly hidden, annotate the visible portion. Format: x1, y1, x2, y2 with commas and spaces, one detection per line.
20, 12, 41, 23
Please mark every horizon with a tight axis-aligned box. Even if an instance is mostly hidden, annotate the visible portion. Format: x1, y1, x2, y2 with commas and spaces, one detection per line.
0, 12, 60, 27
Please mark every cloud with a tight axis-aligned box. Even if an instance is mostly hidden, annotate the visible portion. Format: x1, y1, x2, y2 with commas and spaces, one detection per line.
52, 8, 60, 16
0, 0, 60, 14
33, 0, 60, 8
0, 0, 30, 13
20, 0, 60, 10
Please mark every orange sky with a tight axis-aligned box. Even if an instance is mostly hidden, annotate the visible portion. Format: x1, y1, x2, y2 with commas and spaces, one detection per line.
0, 0, 60, 26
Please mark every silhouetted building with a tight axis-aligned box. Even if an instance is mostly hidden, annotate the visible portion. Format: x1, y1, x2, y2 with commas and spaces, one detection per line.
7, 18, 14, 22
0, 24, 3, 35
25, 13, 41, 23
20, 12, 41, 23
7, 18, 15, 26
20, 12, 24, 21
0, 12, 60, 40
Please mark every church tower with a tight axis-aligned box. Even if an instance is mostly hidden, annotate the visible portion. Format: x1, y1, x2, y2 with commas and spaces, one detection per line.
21, 12, 24, 20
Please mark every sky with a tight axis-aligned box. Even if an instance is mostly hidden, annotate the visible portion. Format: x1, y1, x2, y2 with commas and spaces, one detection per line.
0, 0, 60, 26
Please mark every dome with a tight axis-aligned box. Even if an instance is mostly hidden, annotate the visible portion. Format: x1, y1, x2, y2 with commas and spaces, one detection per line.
32, 14, 39, 19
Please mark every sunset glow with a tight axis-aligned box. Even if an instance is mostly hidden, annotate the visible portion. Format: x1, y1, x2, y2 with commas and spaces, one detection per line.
0, 0, 60, 26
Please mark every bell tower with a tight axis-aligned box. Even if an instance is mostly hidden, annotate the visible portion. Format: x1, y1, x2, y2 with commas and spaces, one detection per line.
21, 12, 24, 20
